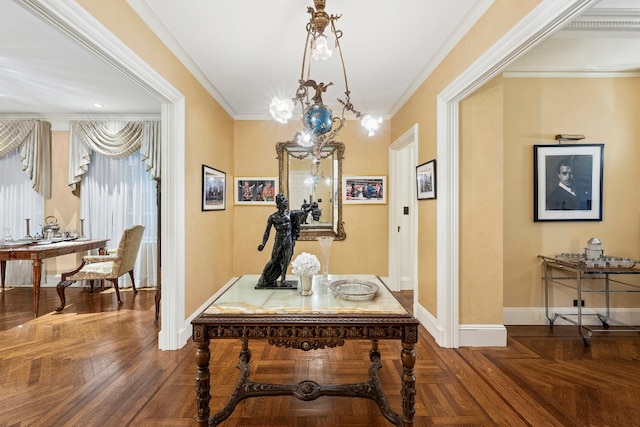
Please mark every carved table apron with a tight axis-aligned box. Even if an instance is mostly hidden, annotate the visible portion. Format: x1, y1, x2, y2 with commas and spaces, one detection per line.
191, 274, 419, 426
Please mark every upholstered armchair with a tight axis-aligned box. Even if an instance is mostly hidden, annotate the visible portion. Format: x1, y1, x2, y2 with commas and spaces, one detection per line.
55, 225, 145, 312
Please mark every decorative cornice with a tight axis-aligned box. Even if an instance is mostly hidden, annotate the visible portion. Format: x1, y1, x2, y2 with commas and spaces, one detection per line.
0, 113, 161, 131
564, 8, 640, 31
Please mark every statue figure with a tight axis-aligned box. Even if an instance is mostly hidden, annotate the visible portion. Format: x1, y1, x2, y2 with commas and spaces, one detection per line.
257, 194, 311, 287
301, 199, 311, 223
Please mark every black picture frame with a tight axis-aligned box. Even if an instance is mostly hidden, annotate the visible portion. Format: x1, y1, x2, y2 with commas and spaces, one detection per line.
416, 159, 436, 200
533, 144, 604, 221
202, 165, 225, 211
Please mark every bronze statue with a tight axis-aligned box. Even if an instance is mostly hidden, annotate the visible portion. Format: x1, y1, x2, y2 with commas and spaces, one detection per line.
256, 194, 310, 288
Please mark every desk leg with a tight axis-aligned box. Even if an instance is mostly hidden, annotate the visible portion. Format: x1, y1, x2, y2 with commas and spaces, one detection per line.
401, 340, 417, 425
32, 259, 42, 317
195, 337, 211, 426
1, 260, 5, 291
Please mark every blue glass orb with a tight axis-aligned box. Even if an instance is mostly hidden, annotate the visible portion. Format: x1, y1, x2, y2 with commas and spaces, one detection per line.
305, 104, 333, 135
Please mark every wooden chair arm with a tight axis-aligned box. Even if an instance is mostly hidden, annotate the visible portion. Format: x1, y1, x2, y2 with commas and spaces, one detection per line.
60, 260, 87, 279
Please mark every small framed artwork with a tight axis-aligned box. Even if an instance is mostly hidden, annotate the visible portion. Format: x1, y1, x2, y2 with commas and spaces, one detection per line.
202, 165, 226, 211
533, 144, 604, 222
416, 159, 436, 200
343, 176, 386, 204
234, 177, 278, 205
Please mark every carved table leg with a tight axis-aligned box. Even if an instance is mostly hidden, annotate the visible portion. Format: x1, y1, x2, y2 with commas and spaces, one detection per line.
195, 337, 211, 426
401, 338, 417, 425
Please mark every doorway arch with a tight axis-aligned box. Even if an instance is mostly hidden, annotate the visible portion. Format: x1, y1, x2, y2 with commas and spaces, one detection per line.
24, 0, 186, 350
434, 0, 598, 348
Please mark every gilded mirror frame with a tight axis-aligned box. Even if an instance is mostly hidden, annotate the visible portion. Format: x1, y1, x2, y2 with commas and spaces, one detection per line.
277, 141, 346, 241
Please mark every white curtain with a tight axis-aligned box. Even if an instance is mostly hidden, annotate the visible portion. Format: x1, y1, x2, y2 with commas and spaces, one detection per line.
80, 151, 158, 288
69, 120, 159, 192
0, 149, 44, 285
0, 120, 51, 197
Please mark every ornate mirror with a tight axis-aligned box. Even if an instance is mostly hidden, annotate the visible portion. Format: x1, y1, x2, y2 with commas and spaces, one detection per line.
277, 141, 346, 241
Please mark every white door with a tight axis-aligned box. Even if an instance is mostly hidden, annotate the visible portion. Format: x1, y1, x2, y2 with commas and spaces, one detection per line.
388, 125, 418, 292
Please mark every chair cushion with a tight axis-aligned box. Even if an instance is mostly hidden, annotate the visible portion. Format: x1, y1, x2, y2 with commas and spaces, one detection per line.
67, 261, 116, 280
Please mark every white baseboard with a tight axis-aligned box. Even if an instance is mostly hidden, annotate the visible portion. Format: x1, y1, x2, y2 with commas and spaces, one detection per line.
414, 300, 507, 347
459, 324, 507, 347
504, 307, 640, 326
179, 276, 240, 347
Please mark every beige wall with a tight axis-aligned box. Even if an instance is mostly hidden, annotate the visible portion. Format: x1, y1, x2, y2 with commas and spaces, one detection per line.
233, 120, 391, 277
503, 77, 640, 309
42, 130, 82, 279
390, 0, 541, 319
77, 0, 235, 316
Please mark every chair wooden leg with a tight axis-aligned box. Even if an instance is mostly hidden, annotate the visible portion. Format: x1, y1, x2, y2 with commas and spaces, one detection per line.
128, 270, 138, 294
56, 280, 76, 312
109, 278, 123, 305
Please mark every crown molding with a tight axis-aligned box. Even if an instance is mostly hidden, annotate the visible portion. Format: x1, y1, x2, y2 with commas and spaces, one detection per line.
503, 70, 640, 78
565, 8, 640, 31
0, 113, 161, 131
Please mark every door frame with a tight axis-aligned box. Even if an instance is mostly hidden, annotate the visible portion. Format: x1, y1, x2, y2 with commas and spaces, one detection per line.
388, 125, 418, 294
25, 0, 187, 350
434, 0, 598, 348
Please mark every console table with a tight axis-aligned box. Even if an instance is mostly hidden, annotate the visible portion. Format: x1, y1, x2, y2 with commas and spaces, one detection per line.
0, 239, 108, 316
191, 274, 419, 426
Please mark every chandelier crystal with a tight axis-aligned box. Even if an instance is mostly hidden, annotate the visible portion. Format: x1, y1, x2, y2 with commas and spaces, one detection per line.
269, 0, 382, 160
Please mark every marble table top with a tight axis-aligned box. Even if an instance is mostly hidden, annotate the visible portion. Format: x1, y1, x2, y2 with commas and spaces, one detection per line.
203, 274, 408, 316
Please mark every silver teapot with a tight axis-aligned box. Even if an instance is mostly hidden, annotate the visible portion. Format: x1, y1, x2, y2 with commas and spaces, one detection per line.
41, 215, 60, 239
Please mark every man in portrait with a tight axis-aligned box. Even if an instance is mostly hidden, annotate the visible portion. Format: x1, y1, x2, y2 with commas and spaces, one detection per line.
546, 156, 591, 211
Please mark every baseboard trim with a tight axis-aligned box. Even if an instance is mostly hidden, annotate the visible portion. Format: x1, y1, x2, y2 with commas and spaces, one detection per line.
414, 300, 507, 347
179, 276, 240, 347
504, 307, 640, 326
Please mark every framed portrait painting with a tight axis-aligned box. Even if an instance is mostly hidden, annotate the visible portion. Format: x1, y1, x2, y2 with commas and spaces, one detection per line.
533, 144, 604, 222
202, 165, 225, 211
416, 159, 436, 200
343, 176, 386, 204
234, 177, 278, 205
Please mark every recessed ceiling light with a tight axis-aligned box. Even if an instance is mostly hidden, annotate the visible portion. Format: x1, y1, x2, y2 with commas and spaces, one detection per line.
92, 103, 104, 108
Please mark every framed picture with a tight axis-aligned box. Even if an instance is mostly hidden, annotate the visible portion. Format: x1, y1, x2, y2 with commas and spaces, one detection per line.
416, 159, 436, 200
202, 165, 226, 211
533, 144, 604, 222
234, 177, 278, 205
343, 176, 386, 204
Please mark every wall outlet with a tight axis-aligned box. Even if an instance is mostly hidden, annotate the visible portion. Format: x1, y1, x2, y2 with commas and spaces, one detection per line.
572, 299, 585, 307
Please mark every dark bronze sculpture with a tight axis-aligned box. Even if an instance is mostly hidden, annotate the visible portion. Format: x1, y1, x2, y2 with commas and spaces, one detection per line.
256, 194, 310, 288
300, 199, 322, 224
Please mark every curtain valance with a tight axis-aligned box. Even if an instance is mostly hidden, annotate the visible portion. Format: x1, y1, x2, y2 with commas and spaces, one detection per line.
0, 120, 52, 197
69, 120, 160, 191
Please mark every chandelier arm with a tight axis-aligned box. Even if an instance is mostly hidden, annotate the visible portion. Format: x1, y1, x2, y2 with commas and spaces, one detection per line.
331, 19, 351, 108
301, 19, 314, 84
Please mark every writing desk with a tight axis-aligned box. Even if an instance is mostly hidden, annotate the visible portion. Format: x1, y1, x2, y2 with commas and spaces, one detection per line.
191, 274, 419, 426
0, 239, 108, 316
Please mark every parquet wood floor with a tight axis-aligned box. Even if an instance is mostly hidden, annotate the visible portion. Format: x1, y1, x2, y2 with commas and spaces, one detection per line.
1, 286, 639, 426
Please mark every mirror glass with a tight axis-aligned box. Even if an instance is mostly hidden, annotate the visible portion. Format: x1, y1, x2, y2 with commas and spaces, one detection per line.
277, 141, 345, 240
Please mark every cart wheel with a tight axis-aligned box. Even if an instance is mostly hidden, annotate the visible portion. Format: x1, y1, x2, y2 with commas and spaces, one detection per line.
602, 322, 610, 329
583, 337, 591, 347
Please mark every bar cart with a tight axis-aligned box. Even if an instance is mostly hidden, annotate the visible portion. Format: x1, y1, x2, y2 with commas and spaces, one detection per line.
540, 254, 640, 346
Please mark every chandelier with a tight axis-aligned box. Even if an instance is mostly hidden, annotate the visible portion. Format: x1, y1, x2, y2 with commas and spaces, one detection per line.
269, 0, 382, 160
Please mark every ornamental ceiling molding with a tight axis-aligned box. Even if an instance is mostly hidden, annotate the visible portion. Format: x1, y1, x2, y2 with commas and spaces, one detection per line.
504, 8, 640, 79
564, 8, 640, 31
